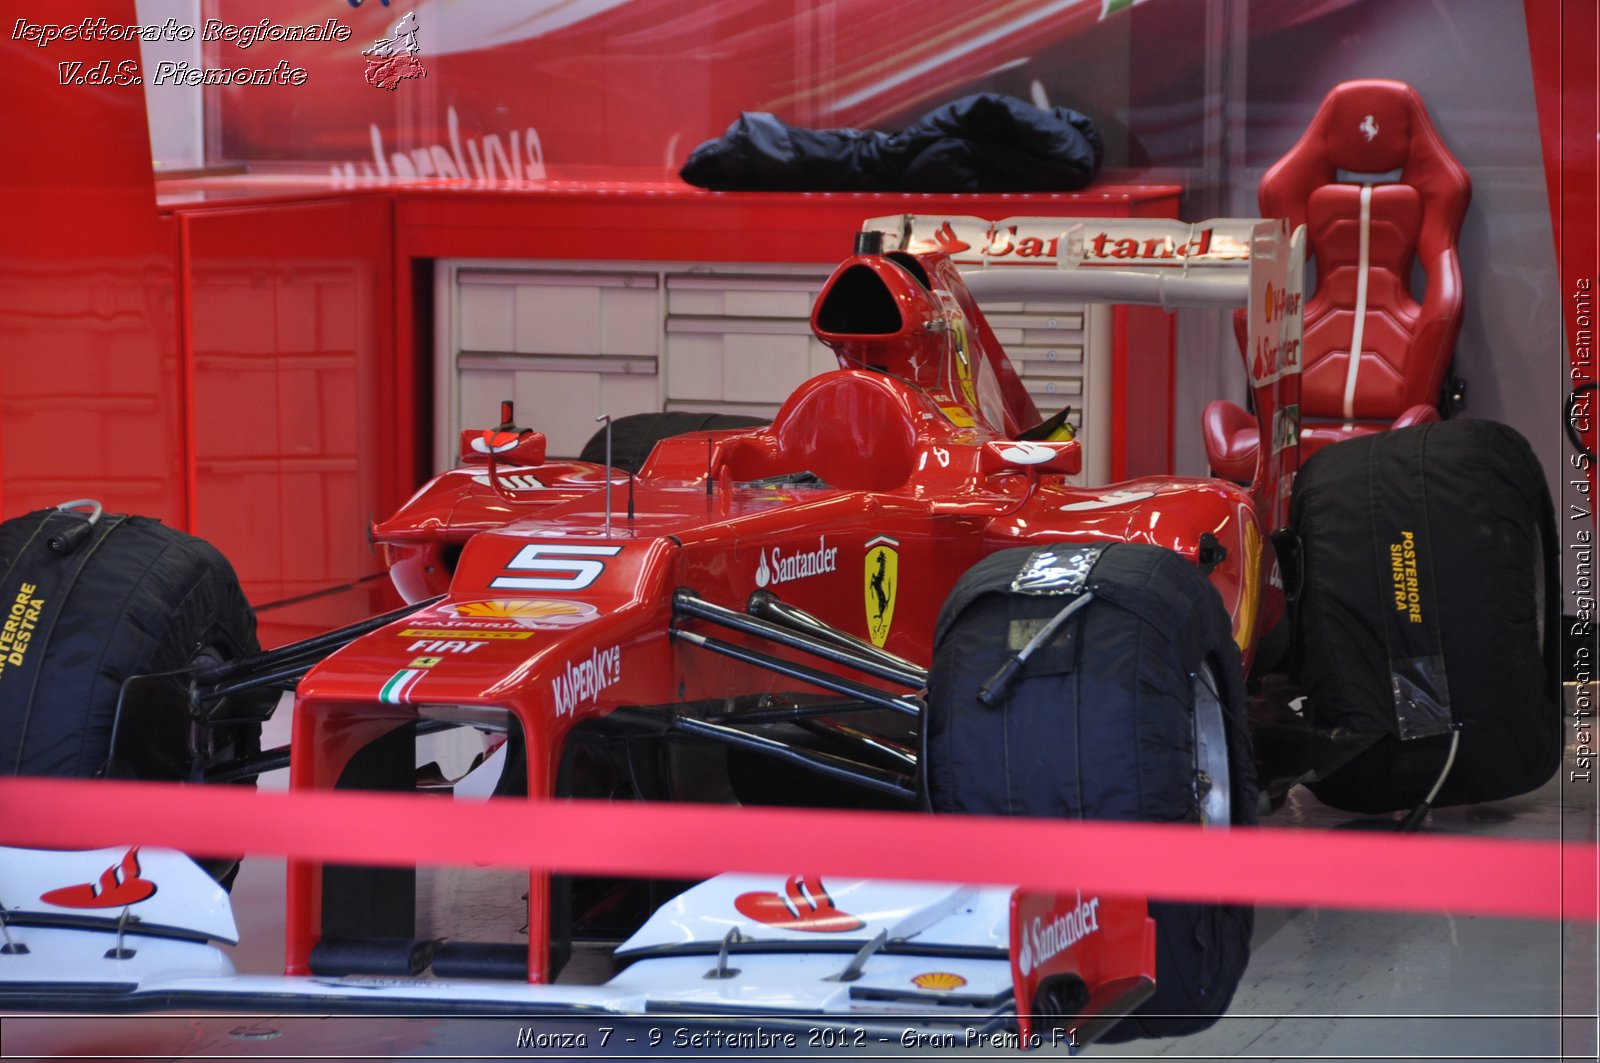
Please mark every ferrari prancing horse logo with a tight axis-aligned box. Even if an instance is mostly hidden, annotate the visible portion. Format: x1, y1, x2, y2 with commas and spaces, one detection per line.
864, 536, 898, 648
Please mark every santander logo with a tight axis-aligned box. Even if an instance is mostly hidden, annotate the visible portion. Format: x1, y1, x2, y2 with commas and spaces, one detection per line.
39, 847, 157, 909
930, 220, 972, 254
734, 875, 865, 933
754, 537, 837, 589
1016, 893, 1101, 976
470, 430, 522, 456
908, 220, 972, 255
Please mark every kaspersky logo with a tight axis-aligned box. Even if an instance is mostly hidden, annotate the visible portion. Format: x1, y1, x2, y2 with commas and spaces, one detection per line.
551, 644, 621, 717
864, 536, 898, 647
1016, 892, 1101, 976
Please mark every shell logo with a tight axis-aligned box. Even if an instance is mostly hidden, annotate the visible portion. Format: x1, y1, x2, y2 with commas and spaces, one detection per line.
447, 598, 599, 629
911, 972, 968, 991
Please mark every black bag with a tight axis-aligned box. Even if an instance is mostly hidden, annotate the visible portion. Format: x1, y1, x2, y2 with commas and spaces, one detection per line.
1290, 420, 1561, 812
680, 94, 1103, 193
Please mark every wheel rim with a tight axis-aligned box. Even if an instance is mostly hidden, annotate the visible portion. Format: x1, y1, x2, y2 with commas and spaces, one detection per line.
1193, 663, 1232, 828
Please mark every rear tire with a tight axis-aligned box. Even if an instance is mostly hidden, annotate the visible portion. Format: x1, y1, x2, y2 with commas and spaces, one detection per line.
925, 541, 1256, 1040
1290, 420, 1561, 812
580, 412, 767, 474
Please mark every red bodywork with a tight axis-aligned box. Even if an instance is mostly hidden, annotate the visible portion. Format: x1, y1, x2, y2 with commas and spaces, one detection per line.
285, 243, 1288, 990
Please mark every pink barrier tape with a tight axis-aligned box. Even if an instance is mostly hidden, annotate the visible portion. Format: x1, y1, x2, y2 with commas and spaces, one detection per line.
1, 777, 1594, 922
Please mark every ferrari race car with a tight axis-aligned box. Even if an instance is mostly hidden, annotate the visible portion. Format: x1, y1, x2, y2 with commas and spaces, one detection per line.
0, 217, 1560, 1048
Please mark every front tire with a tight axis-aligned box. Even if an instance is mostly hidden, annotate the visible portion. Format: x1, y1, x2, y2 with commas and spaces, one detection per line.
0, 507, 268, 782
925, 541, 1257, 1040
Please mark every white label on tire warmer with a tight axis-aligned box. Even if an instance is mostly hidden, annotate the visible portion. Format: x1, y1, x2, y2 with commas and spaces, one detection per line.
1010, 544, 1102, 596
0, 582, 44, 678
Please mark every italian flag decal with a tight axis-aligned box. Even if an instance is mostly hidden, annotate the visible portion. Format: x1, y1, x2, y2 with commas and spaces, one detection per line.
380, 668, 427, 705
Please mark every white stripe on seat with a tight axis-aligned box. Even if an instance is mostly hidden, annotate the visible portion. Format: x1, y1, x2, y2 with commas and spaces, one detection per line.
1341, 184, 1373, 420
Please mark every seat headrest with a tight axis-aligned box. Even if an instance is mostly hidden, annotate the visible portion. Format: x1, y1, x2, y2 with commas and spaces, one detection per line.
1261, 79, 1469, 246
1318, 79, 1419, 174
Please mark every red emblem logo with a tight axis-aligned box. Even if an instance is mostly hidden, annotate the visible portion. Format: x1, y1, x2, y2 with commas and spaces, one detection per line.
471, 429, 522, 455
910, 220, 972, 256
734, 874, 865, 933
39, 847, 157, 909
931, 220, 971, 254
362, 11, 426, 92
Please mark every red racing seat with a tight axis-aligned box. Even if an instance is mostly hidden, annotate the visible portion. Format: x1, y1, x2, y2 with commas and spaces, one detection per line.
1204, 79, 1471, 482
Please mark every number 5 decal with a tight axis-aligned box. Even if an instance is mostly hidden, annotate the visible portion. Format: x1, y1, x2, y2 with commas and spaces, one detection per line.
491, 544, 623, 590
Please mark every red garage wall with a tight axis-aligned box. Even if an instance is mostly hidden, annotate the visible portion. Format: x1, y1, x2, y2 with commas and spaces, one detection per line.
0, 4, 183, 523
0, 1, 404, 640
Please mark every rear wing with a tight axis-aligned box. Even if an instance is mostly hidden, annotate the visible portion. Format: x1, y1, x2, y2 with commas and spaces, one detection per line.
863, 214, 1306, 527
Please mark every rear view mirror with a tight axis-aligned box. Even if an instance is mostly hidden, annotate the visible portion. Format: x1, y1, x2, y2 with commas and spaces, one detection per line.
459, 400, 547, 467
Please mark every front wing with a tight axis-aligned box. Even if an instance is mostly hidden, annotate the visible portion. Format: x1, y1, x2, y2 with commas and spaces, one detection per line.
0, 846, 1154, 1052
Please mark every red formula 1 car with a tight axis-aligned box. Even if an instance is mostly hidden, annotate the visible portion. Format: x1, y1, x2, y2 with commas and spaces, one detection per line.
0, 217, 1559, 1047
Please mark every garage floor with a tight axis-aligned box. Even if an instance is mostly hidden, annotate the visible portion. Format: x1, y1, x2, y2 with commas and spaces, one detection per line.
3, 697, 1596, 1062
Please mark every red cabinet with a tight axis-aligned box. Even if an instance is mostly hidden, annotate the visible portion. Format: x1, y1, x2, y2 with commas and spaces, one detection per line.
176, 195, 400, 627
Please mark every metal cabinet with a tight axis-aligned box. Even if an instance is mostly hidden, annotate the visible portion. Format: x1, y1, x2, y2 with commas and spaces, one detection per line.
662, 269, 836, 417
437, 257, 1111, 483
441, 264, 663, 465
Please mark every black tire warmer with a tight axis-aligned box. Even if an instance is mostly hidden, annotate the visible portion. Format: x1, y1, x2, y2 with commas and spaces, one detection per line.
0, 508, 263, 780
1290, 419, 1562, 813
925, 541, 1257, 1041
